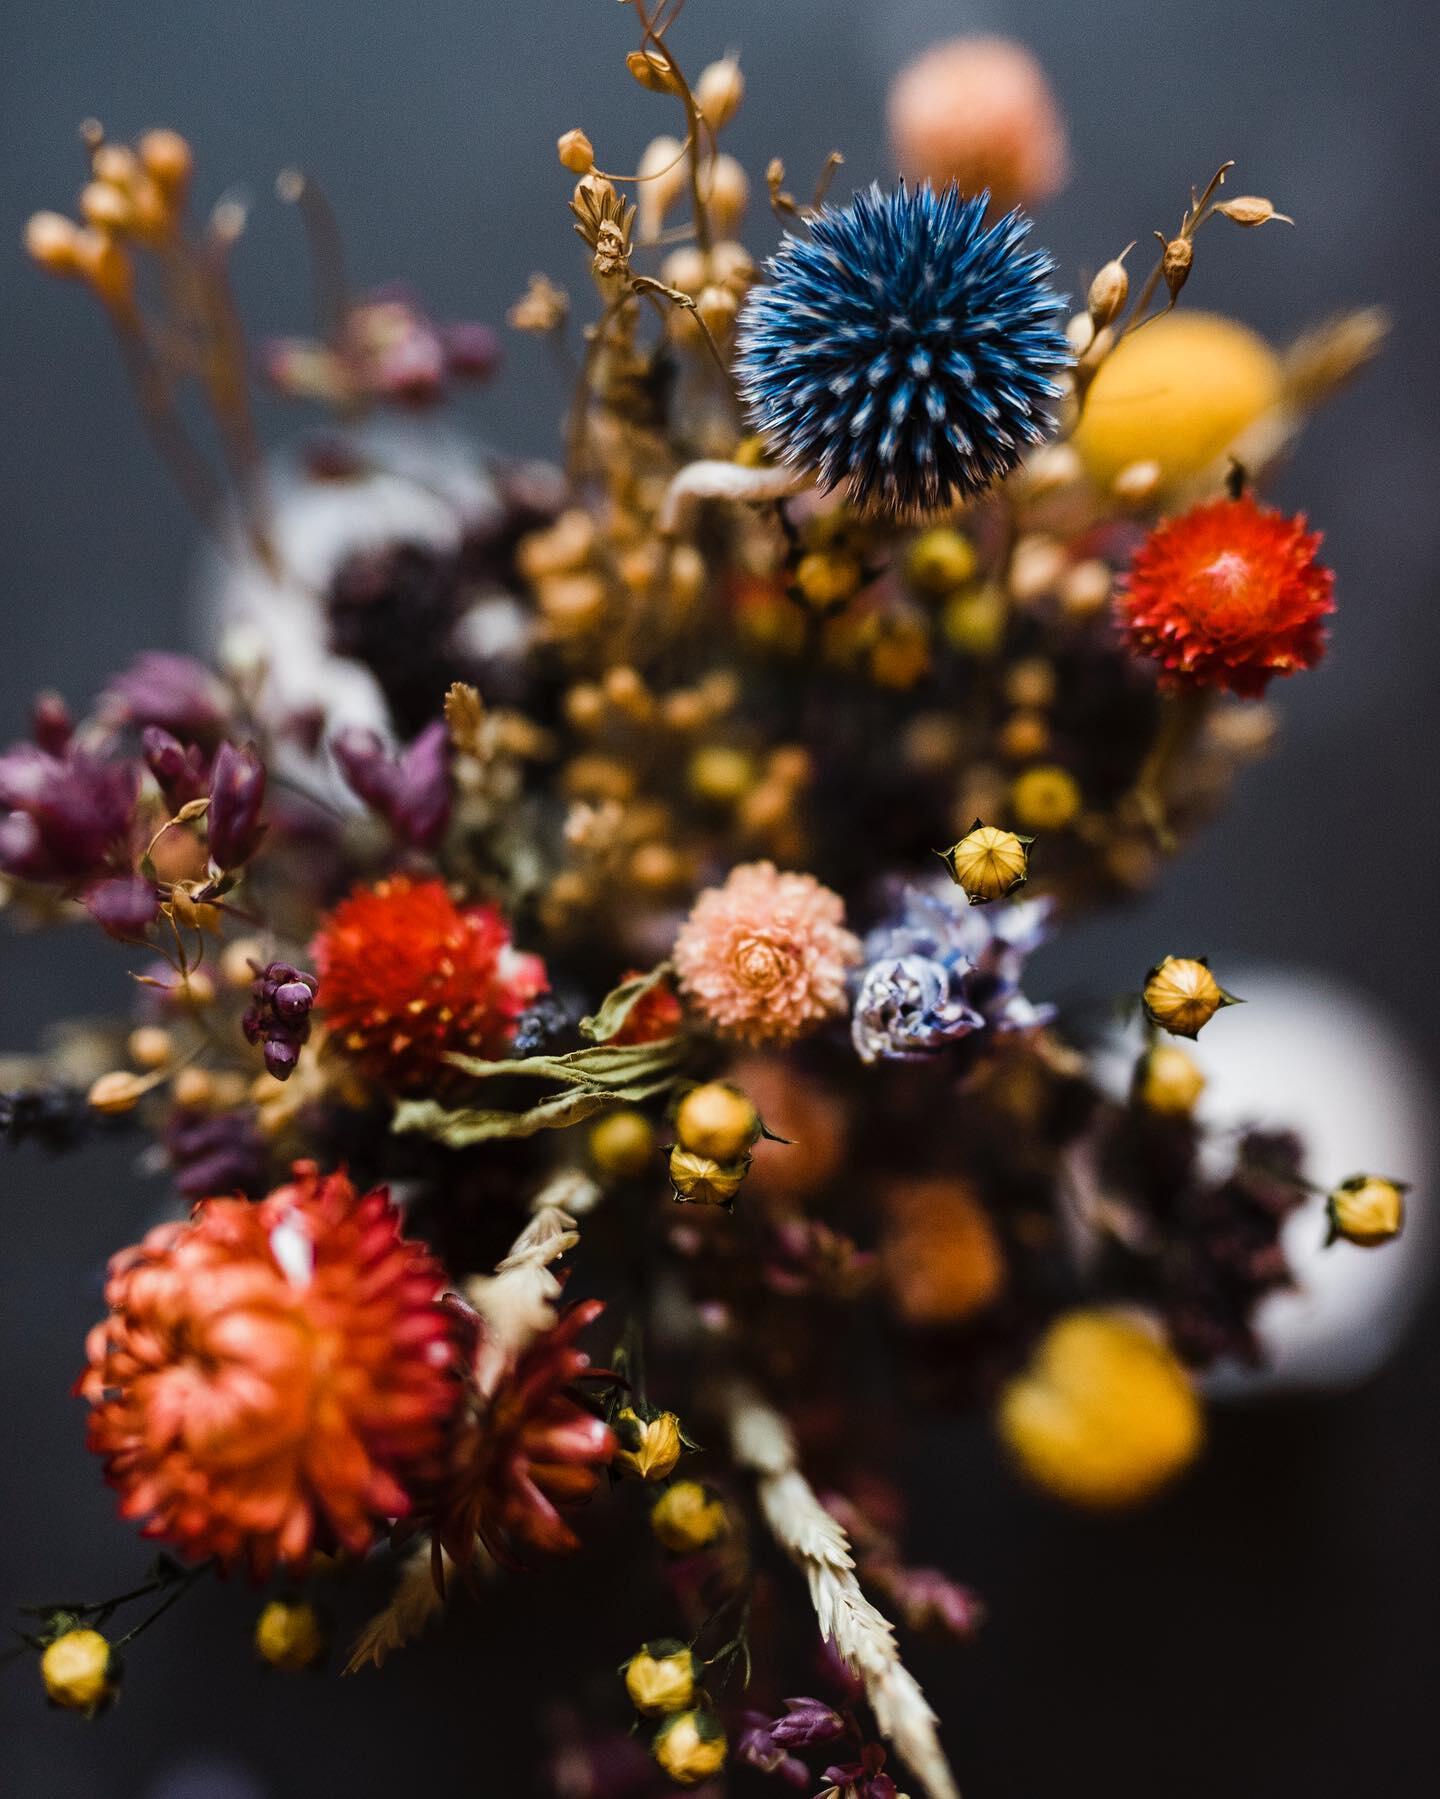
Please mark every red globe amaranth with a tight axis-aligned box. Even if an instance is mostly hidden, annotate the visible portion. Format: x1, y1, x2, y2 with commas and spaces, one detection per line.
79, 1163, 459, 1577
608, 968, 684, 1046
1116, 494, 1334, 697
312, 876, 547, 1091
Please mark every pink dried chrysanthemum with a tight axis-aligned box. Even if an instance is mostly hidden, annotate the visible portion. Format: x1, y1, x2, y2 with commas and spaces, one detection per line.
673, 861, 860, 1046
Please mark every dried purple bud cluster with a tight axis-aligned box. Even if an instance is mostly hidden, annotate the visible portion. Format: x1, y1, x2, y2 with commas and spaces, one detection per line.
241, 961, 318, 1080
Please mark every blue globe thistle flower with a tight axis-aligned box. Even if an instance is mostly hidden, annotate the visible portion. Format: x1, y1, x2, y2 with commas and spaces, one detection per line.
736, 184, 1070, 515
851, 883, 1054, 1064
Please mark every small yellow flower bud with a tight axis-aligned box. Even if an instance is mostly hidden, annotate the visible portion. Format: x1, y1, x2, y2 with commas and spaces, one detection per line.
24, 211, 84, 277
127, 1026, 175, 1070
669, 1146, 749, 1209
556, 129, 594, 174
943, 821, 1031, 904
696, 56, 745, 129
906, 527, 977, 594
999, 1309, 1203, 1508
942, 584, 1007, 658
623, 1639, 698, 1716
1087, 248, 1132, 329
255, 1598, 326, 1671
614, 1408, 684, 1482
1010, 765, 1081, 832
688, 745, 757, 806
1142, 956, 1235, 1040
651, 1480, 729, 1553
676, 1083, 761, 1163
794, 549, 862, 610
590, 1108, 657, 1180
1326, 1175, 1407, 1249
1136, 1043, 1207, 1116
87, 1070, 152, 1115
41, 1628, 118, 1715
653, 1710, 728, 1786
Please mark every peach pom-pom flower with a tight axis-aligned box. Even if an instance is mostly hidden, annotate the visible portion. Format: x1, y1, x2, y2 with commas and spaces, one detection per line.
79, 1162, 458, 1577
672, 861, 860, 1046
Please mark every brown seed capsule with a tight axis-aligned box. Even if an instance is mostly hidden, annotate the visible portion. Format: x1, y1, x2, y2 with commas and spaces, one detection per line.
556, 128, 595, 174
1215, 196, 1293, 228
1326, 1175, 1406, 1248
626, 49, 680, 94
1136, 1043, 1207, 1116
676, 1082, 761, 1163
637, 135, 688, 240
660, 244, 707, 295
943, 821, 1031, 904
695, 282, 738, 337
79, 181, 133, 234
590, 1108, 657, 1180
1011, 764, 1080, 832
128, 1025, 175, 1070
669, 1146, 749, 1208
87, 1070, 152, 1115
1087, 245, 1133, 329
696, 56, 745, 128
702, 155, 749, 234
1142, 956, 1235, 1040
137, 128, 194, 200
172, 1066, 216, 1110
1158, 234, 1193, 301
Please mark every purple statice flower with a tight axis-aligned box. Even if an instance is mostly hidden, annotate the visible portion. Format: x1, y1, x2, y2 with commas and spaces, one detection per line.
821, 1745, 898, 1799
0, 741, 139, 883
331, 720, 452, 850
142, 726, 208, 810
242, 961, 318, 1081
102, 651, 229, 743
205, 742, 267, 870
736, 1713, 811, 1789
850, 882, 1053, 1064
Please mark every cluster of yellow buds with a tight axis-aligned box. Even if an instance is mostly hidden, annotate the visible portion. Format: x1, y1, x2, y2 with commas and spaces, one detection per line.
668, 1081, 763, 1210
25, 126, 193, 311
621, 1638, 727, 1784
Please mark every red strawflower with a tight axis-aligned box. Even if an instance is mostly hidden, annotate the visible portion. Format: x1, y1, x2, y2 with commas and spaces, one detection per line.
1116, 494, 1334, 697
311, 876, 547, 1091
608, 968, 684, 1046
79, 1162, 459, 1577
436, 1297, 614, 1566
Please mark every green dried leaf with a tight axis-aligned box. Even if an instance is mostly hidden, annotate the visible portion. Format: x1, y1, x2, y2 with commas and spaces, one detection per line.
578, 961, 675, 1043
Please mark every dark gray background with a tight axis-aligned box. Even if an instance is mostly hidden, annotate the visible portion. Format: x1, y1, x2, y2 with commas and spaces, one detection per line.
2, 2, 1437, 1795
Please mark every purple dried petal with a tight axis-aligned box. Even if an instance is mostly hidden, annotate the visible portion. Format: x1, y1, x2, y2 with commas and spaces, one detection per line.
206, 742, 267, 869
440, 320, 501, 379
31, 692, 73, 754
104, 651, 228, 742
770, 1698, 848, 1748
142, 726, 208, 809
83, 874, 160, 939
392, 720, 452, 849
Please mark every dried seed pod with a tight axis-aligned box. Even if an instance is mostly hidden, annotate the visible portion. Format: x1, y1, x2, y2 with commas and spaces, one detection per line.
556, 128, 594, 174
942, 821, 1031, 903
1326, 1175, 1407, 1248
23, 211, 83, 276
1158, 233, 1193, 301
637, 134, 688, 240
1087, 244, 1133, 329
1142, 956, 1237, 1040
702, 154, 749, 233
696, 56, 745, 128
1215, 195, 1293, 227
626, 49, 680, 94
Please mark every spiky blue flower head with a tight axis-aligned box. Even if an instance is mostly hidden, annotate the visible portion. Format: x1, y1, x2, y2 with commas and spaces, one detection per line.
735, 183, 1071, 515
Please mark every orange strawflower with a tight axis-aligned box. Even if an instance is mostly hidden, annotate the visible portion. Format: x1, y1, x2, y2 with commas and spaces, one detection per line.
79, 1162, 459, 1577
311, 876, 547, 1091
1116, 494, 1334, 697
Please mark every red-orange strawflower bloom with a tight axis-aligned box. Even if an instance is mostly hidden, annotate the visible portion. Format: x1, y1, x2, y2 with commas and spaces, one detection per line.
1116, 494, 1334, 697
436, 1297, 614, 1566
79, 1162, 459, 1577
312, 875, 547, 1091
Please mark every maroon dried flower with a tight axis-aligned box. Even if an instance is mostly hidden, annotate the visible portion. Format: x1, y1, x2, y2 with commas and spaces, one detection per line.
31, 691, 73, 755
142, 726, 208, 809
83, 873, 161, 940
736, 1713, 811, 1788
0, 742, 139, 883
205, 742, 267, 871
103, 651, 229, 743
242, 961, 319, 1081
331, 720, 452, 850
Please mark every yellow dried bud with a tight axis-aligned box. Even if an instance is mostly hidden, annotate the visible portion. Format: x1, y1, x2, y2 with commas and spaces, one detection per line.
557, 128, 594, 174
1087, 246, 1132, 329
702, 155, 749, 234
1000, 1309, 1203, 1507
906, 526, 977, 594
254, 1598, 326, 1671
696, 56, 745, 128
676, 1082, 760, 1163
689, 745, 756, 805
695, 282, 738, 337
220, 936, 266, 989
137, 128, 193, 200
794, 549, 862, 610
651, 1480, 729, 1553
1158, 234, 1193, 300
24, 211, 84, 276
627, 49, 680, 94
128, 1025, 174, 1070
87, 1069, 151, 1115
624, 1640, 698, 1716
1111, 459, 1163, 505
614, 1408, 684, 1482
172, 1066, 216, 1110
943, 821, 1031, 904
1215, 196, 1292, 228
653, 1710, 728, 1786
1136, 1043, 1207, 1117
79, 181, 133, 234
1011, 764, 1081, 832
90, 142, 141, 188
1004, 657, 1057, 711
668, 543, 706, 610
41, 1628, 118, 1715
942, 584, 1007, 658
1142, 956, 1235, 1040
589, 1107, 657, 1180
998, 710, 1051, 763
1008, 534, 1066, 603
1326, 1175, 1406, 1249
669, 1146, 748, 1208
